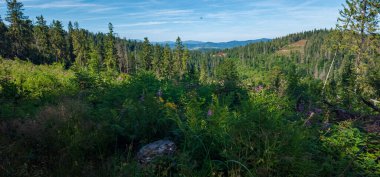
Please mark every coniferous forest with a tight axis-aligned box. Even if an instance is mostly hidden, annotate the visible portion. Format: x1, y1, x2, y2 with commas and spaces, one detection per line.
0, 0, 379, 176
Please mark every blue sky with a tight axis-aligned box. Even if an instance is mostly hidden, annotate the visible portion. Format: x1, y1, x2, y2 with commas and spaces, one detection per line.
0, 0, 345, 42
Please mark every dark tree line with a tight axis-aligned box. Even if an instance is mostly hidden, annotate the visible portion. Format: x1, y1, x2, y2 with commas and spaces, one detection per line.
0, 0, 191, 80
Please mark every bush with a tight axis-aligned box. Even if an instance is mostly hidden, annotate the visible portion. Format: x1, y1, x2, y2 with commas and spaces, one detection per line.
321, 121, 380, 177
0, 99, 104, 176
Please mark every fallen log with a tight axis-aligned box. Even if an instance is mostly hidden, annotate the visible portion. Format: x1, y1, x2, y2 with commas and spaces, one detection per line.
323, 100, 379, 121
361, 97, 380, 113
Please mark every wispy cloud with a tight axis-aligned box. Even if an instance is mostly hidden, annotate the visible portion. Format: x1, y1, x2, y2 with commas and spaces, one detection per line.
154, 10, 194, 16
78, 8, 197, 22
116, 21, 168, 27
25, 1, 99, 8
88, 6, 122, 13
115, 20, 199, 27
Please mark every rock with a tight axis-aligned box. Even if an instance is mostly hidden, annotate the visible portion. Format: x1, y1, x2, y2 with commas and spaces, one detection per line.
137, 140, 176, 164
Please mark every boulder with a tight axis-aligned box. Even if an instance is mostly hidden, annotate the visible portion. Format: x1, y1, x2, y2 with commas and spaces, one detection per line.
137, 140, 176, 164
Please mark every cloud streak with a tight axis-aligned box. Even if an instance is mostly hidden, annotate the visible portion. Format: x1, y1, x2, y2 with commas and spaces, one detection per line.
25, 1, 99, 8
115, 20, 200, 27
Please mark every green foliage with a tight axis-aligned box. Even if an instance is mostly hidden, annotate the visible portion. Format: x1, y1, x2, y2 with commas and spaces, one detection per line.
162, 44, 173, 79
225, 94, 318, 177
49, 20, 67, 63
215, 59, 240, 91
321, 121, 380, 177
0, 16, 8, 57
115, 72, 175, 143
141, 37, 153, 71
88, 37, 103, 74
1, 57, 379, 177
72, 23, 89, 67
105, 23, 117, 72
33, 15, 51, 63
331, 0, 380, 111
0, 1, 379, 177
0, 60, 76, 121
5, 0, 33, 58
165, 91, 320, 177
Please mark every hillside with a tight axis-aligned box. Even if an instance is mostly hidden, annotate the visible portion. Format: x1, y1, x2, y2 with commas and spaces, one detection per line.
156, 38, 271, 50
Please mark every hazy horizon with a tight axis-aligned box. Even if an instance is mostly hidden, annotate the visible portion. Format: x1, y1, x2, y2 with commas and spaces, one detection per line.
0, 0, 345, 42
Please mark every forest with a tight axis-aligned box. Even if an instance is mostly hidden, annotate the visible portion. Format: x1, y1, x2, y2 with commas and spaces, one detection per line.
0, 0, 379, 176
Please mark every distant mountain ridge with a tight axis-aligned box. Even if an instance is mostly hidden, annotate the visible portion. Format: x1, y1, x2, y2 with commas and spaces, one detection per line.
154, 38, 271, 50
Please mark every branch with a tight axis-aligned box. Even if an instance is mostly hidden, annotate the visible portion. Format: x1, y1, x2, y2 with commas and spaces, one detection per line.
361, 97, 380, 113
323, 100, 357, 120
322, 47, 339, 92
323, 100, 380, 121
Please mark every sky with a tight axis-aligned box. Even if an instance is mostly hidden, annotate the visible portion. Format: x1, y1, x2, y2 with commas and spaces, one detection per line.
0, 0, 346, 42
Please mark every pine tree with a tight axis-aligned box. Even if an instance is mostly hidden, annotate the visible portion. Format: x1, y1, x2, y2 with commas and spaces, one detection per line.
72, 22, 88, 67
174, 37, 184, 77
104, 22, 117, 72
0, 16, 8, 57
337, 0, 380, 97
338, 0, 379, 66
152, 44, 163, 76
181, 48, 190, 78
162, 44, 172, 78
116, 40, 129, 73
215, 59, 240, 92
141, 37, 153, 70
49, 20, 67, 63
88, 37, 102, 74
340, 55, 356, 107
66, 21, 75, 65
5, 0, 33, 58
199, 60, 208, 84
33, 15, 50, 62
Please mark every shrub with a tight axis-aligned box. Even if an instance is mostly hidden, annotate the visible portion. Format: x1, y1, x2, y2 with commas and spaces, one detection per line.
321, 121, 380, 177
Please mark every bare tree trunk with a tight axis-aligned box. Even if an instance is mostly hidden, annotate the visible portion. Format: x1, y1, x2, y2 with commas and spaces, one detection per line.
356, 0, 367, 69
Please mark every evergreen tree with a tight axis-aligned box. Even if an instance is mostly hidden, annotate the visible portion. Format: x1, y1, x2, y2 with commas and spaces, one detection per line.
116, 40, 129, 73
199, 60, 208, 84
66, 21, 75, 65
33, 15, 50, 62
104, 22, 117, 72
340, 55, 356, 107
152, 44, 163, 76
162, 44, 172, 78
5, 0, 33, 58
0, 16, 8, 57
174, 37, 184, 77
72, 22, 88, 67
141, 37, 153, 70
88, 37, 102, 74
181, 48, 190, 78
49, 20, 67, 63
216, 59, 240, 92
338, 0, 379, 65
337, 0, 380, 97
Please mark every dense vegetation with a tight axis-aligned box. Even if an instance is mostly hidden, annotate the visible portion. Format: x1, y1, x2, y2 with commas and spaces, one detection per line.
0, 0, 379, 176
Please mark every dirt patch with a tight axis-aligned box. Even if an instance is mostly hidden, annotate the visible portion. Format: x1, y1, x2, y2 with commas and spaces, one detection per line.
276, 40, 307, 56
